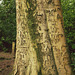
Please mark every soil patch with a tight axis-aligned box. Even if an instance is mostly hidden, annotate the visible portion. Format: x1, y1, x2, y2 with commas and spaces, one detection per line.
0, 52, 15, 75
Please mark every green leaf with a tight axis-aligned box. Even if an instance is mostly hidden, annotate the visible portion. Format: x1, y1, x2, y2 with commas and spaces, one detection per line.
72, 44, 75, 49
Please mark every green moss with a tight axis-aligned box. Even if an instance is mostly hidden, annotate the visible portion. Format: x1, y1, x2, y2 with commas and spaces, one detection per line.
35, 43, 42, 62
26, 0, 37, 42
26, 0, 42, 62
38, 67, 42, 75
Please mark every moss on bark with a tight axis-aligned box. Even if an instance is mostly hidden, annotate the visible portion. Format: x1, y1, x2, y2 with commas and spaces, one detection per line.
26, 0, 42, 62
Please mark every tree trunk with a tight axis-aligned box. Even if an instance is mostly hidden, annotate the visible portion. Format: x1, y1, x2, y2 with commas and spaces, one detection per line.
44, 0, 74, 75
14, 0, 39, 75
13, 0, 74, 75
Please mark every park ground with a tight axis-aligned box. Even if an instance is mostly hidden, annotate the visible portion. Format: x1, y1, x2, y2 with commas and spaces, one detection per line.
0, 52, 15, 75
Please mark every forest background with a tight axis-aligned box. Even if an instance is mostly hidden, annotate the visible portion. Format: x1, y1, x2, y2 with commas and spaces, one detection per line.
0, 0, 75, 72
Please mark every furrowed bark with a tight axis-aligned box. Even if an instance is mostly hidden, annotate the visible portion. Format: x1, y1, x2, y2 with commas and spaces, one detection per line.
36, 0, 58, 75
14, 0, 39, 75
13, 0, 74, 75
44, 0, 74, 75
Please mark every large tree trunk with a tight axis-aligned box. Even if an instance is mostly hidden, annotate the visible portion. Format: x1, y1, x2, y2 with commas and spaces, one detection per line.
44, 0, 74, 75
13, 0, 74, 75
14, 0, 39, 75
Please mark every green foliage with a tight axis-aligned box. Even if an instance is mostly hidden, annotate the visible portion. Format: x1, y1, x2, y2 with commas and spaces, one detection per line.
0, 0, 16, 51
71, 53, 75, 71
61, 0, 75, 71
38, 68, 42, 75
2, 47, 8, 52
61, 0, 75, 51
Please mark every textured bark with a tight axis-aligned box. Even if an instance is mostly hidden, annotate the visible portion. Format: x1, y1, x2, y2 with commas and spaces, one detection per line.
13, 0, 74, 75
44, 0, 73, 75
36, 0, 58, 75
14, 0, 39, 75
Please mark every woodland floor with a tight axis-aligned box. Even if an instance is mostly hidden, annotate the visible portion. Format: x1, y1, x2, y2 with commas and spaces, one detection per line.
0, 51, 15, 75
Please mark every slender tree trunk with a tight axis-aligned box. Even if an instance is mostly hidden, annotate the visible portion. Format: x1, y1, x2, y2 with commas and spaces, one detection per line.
13, 0, 74, 75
